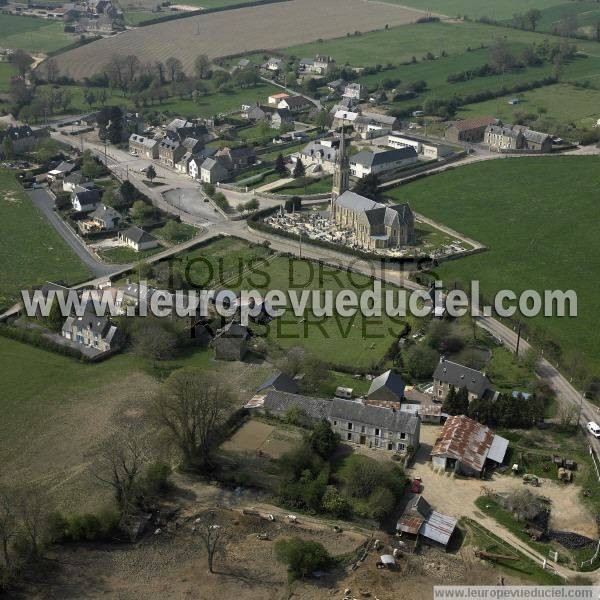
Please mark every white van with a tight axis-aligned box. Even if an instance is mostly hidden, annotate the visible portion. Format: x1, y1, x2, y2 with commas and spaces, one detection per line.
587, 421, 600, 438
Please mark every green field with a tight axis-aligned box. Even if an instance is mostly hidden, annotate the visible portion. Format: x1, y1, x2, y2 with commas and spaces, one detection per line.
0, 14, 75, 53
387, 157, 600, 374
0, 61, 17, 93
276, 175, 333, 195
457, 83, 600, 129
380, 0, 564, 20
0, 170, 91, 310
36, 81, 279, 119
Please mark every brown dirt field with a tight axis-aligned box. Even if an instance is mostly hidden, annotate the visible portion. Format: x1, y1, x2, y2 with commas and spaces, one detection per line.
52, 0, 426, 80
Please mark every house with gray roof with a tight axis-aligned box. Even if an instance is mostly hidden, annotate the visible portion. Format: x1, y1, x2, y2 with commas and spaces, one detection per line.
256, 371, 299, 394
366, 370, 406, 408
158, 137, 184, 167
484, 124, 524, 151
333, 190, 415, 250
277, 95, 312, 113
520, 128, 552, 152
350, 147, 418, 179
71, 185, 101, 212
343, 82, 366, 101
164, 119, 208, 144
118, 226, 158, 251
85, 204, 122, 231
129, 134, 158, 159
297, 138, 340, 173
62, 313, 122, 353
0, 124, 35, 155
246, 390, 331, 424
200, 156, 230, 183
329, 397, 420, 454
432, 357, 491, 402
270, 108, 294, 129
212, 321, 250, 361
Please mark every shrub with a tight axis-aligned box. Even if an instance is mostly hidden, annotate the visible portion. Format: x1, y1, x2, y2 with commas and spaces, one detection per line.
321, 485, 351, 518
309, 419, 339, 458
368, 486, 396, 521
275, 537, 333, 581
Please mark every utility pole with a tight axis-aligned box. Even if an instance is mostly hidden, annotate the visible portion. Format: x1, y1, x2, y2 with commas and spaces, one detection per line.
298, 231, 302, 259
577, 390, 585, 426
515, 321, 522, 356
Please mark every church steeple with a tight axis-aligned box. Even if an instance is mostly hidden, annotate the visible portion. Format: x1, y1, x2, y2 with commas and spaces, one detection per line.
331, 127, 350, 215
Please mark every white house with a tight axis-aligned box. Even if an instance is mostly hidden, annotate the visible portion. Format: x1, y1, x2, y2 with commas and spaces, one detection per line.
343, 83, 366, 101
71, 185, 101, 212
387, 132, 454, 160
200, 157, 229, 184
349, 147, 418, 178
118, 226, 159, 252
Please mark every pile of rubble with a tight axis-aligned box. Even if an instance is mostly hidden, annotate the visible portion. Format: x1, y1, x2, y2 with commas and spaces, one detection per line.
548, 530, 597, 550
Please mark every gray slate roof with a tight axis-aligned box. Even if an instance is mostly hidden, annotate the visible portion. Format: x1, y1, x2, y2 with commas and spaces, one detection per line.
90, 204, 122, 221
120, 226, 156, 245
351, 147, 417, 168
263, 391, 331, 421
330, 398, 420, 435
433, 359, 491, 397
367, 369, 405, 400
257, 372, 299, 394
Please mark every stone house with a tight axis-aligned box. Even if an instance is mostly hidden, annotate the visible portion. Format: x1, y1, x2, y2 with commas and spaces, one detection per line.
129, 134, 158, 159
277, 95, 312, 113
0, 124, 36, 155
200, 157, 230, 183
71, 185, 101, 212
212, 321, 249, 361
62, 313, 121, 352
158, 137, 184, 167
484, 124, 524, 151
365, 370, 406, 409
343, 83, 366, 100
445, 116, 497, 144
245, 390, 330, 425
432, 357, 491, 402
329, 397, 420, 454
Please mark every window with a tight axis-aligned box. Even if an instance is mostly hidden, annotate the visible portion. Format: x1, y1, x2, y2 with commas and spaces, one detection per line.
333, 420, 337, 426
375, 428, 380, 437
438, 389, 442, 397
347, 432, 352, 441
347, 422, 352, 430
400, 432, 406, 440
361, 425, 365, 434
398, 443, 406, 452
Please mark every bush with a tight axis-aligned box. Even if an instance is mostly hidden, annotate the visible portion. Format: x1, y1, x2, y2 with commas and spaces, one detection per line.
339, 454, 405, 499
368, 486, 395, 521
275, 537, 333, 581
321, 485, 351, 518
309, 419, 339, 459
405, 344, 439, 379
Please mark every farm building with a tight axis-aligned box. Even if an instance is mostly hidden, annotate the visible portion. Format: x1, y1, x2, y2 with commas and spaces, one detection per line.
212, 321, 250, 361
387, 132, 453, 160
433, 357, 491, 402
365, 369, 405, 408
445, 116, 497, 144
430, 415, 508, 477
256, 372, 299, 395
245, 390, 331, 424
349, 147, 418, 178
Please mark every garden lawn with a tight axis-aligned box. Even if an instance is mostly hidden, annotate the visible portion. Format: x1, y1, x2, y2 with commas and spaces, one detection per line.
276, 176, 333, 195
0, 14, 75, 53
0, 170, 91, 310
386, 157, 600, 374
457, 83, 600, 129
97, 244, 163, 264
0, 62, 17, 93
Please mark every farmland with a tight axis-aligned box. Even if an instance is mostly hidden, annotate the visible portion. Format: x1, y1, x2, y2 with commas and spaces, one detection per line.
386, 156, 600, 374
51, 0, 426, 80
379, 0, 565, 20
0, 170, 91, 310
457, 83, 600, 129
0, 14, 76, 53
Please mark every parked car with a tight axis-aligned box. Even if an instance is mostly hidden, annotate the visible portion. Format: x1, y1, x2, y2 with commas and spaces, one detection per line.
587, 421, 600, 438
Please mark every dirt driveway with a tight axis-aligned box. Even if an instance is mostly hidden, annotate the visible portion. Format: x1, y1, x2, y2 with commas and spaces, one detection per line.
409, 425, 597, 538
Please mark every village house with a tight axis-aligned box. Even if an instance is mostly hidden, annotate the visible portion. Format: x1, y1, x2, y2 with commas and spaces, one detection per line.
62, 313, 121, 352
270, 108, 294, 129
118, 226, 159, 251
62, 171, 90, 193
200, 156, 230, 183
268, 92, 289, 105
329, 397, 420, 454
343, 82, 366, 101
71, 185, 101, 212
0, 124, 36, 156
158, 137, 184, 168
521, 128, 552, 152
215, 145, 256, 170
484, 124, 524, 151
129, 134, 158, 159
277, 95, 312, 113
432, 357, 491, 402
256, 372, 299, 395
212, 321, 250, 361
296, 138, 341, 174
365, 370, 406, 409
333, 190, 415, 249
430, 414, 508, 477
299, 55, 335, 75
327, 79, 347, 94
79, 204, 122, 232
241, 102, 274, 121
245, 390, 330, 424
353, 112, 399, 139
445, 116, 497, 144
262, 57, 284, 72
164, 118, 208, 144
349, 147, 418, 178
186, 147, 217, 179
387, 132, 454, 160
47, 161, 76, 182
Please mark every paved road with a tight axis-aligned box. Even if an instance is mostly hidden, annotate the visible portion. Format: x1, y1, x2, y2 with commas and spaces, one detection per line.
27, 188, 126, 278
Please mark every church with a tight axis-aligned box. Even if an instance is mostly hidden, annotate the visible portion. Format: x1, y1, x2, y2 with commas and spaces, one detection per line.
330, 133, 415, 251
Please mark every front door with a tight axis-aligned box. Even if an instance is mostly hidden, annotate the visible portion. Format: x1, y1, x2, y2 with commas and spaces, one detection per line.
359, 435, 366, 445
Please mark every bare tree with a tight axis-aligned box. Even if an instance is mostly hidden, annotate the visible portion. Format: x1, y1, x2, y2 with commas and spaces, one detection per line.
505, 489, 546, 521
154, 60, 166, 84
42, 58, 59, 83
276, 346, 305, 378
15, 486, 50, 558
194, 54, 211, 79
558, 404, 578, 431
123, 54, 141, 86
152, 370, 235, 470
132, 320, 179, 362
165, 56, 183, 82
0, 487, 18, 567
194, 510, 224, 573
93, 425, 152, 512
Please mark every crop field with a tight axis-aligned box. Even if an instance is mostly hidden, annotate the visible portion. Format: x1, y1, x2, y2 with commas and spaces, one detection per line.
52, 0, 425, 80
0, 14, 76, 53
0, 170, 90, 310
387, 157, 600, 373
457, 83, 600, 129
380, 0, 565, 20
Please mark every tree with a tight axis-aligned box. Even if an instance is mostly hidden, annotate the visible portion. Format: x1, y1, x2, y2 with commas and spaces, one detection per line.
42, 58, 59, 83
146, 164, 157, 182
315, 109, 329, 131
526, 8, 542, 31
14, 485, 50, 559
442, 385, 469, 416
368, 486, 395, 521
83, 89, 96, 110
0, 487, 18, 567
81, 150, 102, 178
131, 200, 157, 225
275, 537, 332, 582
302, 356, 329, 393
352, 173, 380, 200
152, 369, 235, 470
11, 49, 32, 75
132, 320, 179, 361
165, 56, 183, 82
490, 40, 516, 73
93, 425, 152, 512
1, 137, 15, 160
194, 510, 223, 573
405, 344, 438, 379
194, 54, 211, 79
292, 158, 305, 178
119, 180, 137, 206
309, 420, 339, 458
321, 486, 350, 518
243, 198, 259, 211
275, 153, 287, 176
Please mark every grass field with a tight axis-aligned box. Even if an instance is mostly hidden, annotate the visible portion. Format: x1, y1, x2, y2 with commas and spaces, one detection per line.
96, 244, 162, 264
380, 0, 565, 20
0, 170, 91, 310
0, 14, 75, 53
387, 157, 600, 374
36, 82, 279, 119
276, 175, 333, 195
53, 0, 424, 80
0, 62, 17, 93
457, 83, 600, 129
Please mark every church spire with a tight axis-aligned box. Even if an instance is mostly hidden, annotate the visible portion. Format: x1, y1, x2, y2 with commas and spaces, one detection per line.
331, 126, 350, 212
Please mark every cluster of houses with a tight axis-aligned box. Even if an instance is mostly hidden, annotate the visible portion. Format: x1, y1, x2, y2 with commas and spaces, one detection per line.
241, 91, 312, 130
0, 124, 49, 158
129, 117, 258, 184
445, 116, 553, 153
